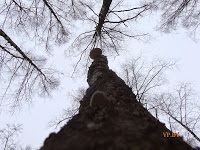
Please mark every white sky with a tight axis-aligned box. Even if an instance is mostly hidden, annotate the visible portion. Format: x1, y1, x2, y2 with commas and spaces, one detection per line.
1, 1, 200, 149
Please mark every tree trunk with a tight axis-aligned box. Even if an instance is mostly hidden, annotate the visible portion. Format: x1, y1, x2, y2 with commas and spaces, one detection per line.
40, 51, 195, 150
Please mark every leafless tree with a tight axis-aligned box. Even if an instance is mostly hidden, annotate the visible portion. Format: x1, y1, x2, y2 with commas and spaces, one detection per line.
0, 0, 88, 109
154, 0, 200, 37
120, 54, 176, 104
0, 0, 87, 49
153, 82, 200, 146
120, 55, 200, 146
0, 29, 60, 110
0, 124, 19, 150
0, 124, 34, 150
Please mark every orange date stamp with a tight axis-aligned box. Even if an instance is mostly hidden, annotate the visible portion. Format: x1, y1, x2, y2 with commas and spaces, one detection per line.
162, 132, 179, 138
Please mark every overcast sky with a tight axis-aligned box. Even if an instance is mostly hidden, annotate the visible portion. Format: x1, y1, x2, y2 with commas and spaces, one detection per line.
1, 1, 200, 149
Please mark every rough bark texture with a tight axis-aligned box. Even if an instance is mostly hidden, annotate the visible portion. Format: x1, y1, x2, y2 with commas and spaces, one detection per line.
40, 52, 195, 150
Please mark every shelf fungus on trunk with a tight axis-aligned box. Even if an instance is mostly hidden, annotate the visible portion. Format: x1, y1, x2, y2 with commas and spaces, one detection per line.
90, 91, 110, 107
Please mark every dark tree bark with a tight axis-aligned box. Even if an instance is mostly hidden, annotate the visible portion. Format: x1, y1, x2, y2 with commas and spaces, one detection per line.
40, 50, 195, 150
95, 0, 112, 37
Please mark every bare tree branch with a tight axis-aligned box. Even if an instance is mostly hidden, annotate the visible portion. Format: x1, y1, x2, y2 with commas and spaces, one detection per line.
121, 55, 176, 103
153, 83, 200, 145
106, 4, 150, 24
0, 29, 59, 110
0, 124, 22, 150
155, 0, 200, 36
0, 29, 45, 76
94, 0, 112, 37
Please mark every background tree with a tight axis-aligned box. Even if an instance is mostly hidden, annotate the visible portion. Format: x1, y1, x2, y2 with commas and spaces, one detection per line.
120, 55, 200, 146
153, 83, 200, 146
0, 124, 22, 150
0, 0, 80, 108
0, 0, 92, 109
154, 0, 200, 37
0, 124, 33, 150
120, 54, 176, 104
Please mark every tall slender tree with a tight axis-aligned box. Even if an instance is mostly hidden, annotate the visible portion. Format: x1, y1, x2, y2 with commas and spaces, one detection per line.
41, 48, 195, 150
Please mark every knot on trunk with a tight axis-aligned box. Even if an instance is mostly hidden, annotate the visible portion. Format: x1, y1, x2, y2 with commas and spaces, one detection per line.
90, 48, 102, 59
